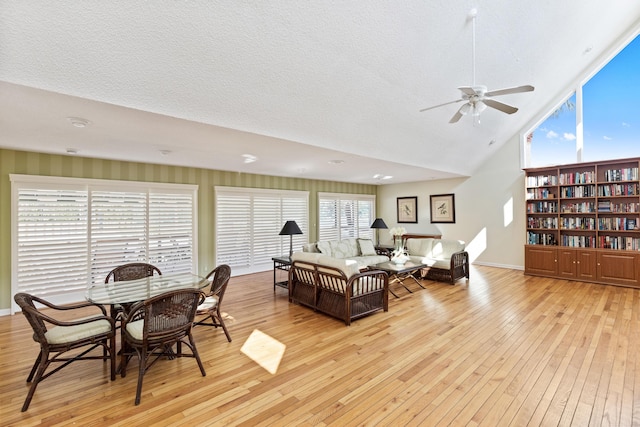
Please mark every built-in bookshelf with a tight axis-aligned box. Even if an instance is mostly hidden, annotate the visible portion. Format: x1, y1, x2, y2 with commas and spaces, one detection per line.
524, 157, 640, 288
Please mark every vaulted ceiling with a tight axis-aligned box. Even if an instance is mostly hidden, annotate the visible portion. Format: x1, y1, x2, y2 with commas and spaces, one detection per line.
1, 2, 639, 184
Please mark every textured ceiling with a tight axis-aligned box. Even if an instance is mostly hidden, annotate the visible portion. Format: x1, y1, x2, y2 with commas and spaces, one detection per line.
1, 1, 639, 184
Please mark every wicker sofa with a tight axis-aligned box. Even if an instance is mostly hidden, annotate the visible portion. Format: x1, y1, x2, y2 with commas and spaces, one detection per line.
404, 236, 470, 284
288, 251, 389, 325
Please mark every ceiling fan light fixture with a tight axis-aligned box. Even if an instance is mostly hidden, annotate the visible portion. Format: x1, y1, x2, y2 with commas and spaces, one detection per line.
460, 103, 471, 116
473, 101, 487, 116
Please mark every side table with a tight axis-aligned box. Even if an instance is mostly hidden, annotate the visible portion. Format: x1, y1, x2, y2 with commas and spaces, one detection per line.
375, 245, 394, 257
271, 256, 292, 291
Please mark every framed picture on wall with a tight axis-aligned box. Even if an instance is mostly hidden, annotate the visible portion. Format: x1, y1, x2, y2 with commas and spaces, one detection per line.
397, 196, 418, 223
430, 193, 455, 223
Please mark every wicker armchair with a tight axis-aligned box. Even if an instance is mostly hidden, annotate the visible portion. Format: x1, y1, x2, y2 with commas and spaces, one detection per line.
105, 263, 162, 283
120, 288, 206, 405
104, 263, 162, 320
193, 264, 232, 342
13, 293, 116, 412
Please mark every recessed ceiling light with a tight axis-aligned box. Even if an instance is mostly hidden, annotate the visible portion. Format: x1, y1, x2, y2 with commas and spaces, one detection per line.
328, 159, 344, 165
67, 117, 91, 128
373, 174, 393, 181
242, 154, 257, 164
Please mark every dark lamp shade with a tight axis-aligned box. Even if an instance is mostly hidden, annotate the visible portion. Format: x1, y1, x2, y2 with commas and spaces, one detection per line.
370, 218, 388, 229
280, 220, 303, 257
279, 220, 303, 236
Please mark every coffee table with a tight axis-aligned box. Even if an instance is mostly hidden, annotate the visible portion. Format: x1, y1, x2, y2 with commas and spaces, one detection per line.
371, 260, 427, 297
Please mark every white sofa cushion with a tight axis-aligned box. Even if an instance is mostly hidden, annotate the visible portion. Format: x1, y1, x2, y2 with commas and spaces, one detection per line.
329, 238, 359, 259
406, 238, 434, 257
292, 251, 361, 278
346, 255, 389, 271
431, 240, 465, 258
405, 238, 465, 270
316, 241, 332, 256
302, 243, 319, 253
357, 238, 377, 256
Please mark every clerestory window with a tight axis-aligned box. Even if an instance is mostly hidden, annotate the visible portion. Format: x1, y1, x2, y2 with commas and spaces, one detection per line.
526, 34, 640, 167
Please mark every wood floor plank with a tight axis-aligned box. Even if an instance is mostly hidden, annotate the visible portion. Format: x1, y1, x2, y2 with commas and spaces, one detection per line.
2, 265, 640, 426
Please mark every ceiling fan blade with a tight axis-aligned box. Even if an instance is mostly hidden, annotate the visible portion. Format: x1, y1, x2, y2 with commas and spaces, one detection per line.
449, 105, 466, 123
485, 85, 534, 97
483, 98, 518, 114
419, 98, 464, 112
457, 86, 476, 96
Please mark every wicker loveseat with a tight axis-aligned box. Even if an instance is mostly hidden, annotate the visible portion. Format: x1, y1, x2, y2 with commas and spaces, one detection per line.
301, 238, 389, 269
288, 252, 389, 325
404, 236, 469, 284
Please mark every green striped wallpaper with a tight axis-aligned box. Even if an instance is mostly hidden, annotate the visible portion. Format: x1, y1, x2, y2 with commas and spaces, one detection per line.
0, 149, 377, 310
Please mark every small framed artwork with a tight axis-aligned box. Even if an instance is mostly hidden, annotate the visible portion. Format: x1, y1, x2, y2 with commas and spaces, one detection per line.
430, 193, 456, 223
397, 196, 418, 223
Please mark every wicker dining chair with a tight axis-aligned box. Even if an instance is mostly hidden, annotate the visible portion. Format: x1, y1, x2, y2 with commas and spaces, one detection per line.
104, 263, 162, 320
193, 264, 232, 342
120, 288, 206, 405
13, 293, 116, 412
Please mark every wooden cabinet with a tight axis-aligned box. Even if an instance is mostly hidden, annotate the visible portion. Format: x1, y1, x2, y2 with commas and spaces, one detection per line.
596, 251, 638, 286
558, 248, 597, 281
524, 157, 640, 288
524, 246, 557, 276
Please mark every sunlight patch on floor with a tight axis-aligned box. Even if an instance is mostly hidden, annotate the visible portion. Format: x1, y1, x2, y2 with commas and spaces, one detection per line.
240, 329, 286, 374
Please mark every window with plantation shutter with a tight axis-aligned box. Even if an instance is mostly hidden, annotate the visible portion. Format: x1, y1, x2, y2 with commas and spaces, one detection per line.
318, 192, 375, 241
215, 187, 308, 276
10, 175, 197, 312
148, 191, 194, 274
14, 186, 89, 300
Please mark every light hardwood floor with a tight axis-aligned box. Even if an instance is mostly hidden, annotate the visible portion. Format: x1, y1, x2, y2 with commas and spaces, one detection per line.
2, 265, 640, 426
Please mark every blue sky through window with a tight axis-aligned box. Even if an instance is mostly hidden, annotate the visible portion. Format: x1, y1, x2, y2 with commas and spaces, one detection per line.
529, 34, 640, 167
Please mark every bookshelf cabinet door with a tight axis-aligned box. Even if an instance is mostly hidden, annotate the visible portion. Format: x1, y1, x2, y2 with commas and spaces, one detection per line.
596, 252, 639, 287
525, 246, 558, 276
576, 250, 597, 280
558, 249, 576, 279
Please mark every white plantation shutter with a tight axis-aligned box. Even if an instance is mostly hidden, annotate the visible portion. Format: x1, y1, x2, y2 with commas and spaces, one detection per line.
215, 192, 252, 269
90, 190, 147, 284
358, 199, 374, 240
319, 197, 339, 241
318, 193, 375, 241
215, 187, 308, 275
15, 187, 89, 297
11, 175, 197, 312
148, 192, 194, 274
253, 196, 282, 266
282, 195, 308, 257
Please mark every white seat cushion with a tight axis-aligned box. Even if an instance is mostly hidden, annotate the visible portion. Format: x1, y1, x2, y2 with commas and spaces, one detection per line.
197, 295, 219, 312
125, 319, 145, 341
45, 316, 111, 344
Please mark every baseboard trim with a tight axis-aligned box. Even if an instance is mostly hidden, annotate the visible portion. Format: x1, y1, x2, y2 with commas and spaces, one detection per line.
472, 261, 524, 271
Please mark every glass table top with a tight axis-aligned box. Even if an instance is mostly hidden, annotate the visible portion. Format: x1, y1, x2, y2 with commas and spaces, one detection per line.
86, 272, 209, 305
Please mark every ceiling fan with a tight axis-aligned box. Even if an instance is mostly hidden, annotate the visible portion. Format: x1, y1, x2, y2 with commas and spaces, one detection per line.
420, 8, 534, 123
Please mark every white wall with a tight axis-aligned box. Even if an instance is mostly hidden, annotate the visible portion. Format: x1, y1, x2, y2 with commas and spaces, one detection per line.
378, 135, 526, 270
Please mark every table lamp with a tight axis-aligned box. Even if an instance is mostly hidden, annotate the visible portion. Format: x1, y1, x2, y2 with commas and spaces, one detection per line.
370, 218, 388, 246
279, 220, 303, 257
